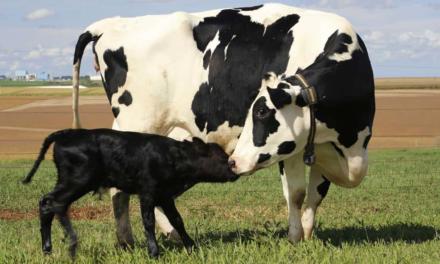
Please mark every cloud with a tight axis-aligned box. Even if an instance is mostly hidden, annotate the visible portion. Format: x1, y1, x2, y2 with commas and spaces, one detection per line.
314, 0, 395, 9
25, 46, 73, 60
399, 30, 440, 48
26, 8, 54, 20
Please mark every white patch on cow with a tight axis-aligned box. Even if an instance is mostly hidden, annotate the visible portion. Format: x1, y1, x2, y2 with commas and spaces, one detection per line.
206, 121, 242, 154
205, 31, 221, 55
239, 3, 303, 29
224, 34, 236, 61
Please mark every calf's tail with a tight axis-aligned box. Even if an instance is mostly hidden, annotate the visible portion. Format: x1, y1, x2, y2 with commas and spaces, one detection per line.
72, 31, 96, 129
22, 130, 68, 184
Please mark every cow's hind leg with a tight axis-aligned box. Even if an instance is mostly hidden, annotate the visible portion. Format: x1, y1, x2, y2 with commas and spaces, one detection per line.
280, 154, 307, 243
39, 195, 55, 254
302, 167, 331, 240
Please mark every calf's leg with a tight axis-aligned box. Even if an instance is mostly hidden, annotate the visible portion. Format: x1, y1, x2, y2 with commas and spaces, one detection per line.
160, 199, 195, 253
139, 195, 159, 258
39, 195, 55, 254
58, 211, 78, 258
110, 188, 135, 248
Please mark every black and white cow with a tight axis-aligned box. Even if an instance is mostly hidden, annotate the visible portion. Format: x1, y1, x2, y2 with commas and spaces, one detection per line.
72, 3, 375, 245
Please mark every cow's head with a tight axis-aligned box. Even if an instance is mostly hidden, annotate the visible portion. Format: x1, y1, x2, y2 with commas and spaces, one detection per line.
229, 72, 310, 175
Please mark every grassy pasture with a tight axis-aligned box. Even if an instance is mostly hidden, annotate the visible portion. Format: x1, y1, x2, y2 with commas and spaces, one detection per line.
0, 148, 439, 263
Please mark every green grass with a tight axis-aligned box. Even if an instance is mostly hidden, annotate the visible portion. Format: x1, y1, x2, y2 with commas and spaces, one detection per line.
1, 148, 440, 263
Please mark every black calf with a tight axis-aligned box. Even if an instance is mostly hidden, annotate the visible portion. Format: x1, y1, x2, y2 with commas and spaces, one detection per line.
22, 128, 238, 258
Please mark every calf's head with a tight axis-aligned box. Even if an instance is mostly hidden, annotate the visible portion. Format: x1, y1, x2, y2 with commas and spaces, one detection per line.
229, 73, 309, 175
189, 138, 239, 182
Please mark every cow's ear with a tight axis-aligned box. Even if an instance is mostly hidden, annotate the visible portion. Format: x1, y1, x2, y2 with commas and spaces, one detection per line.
262, 72, 278, 87
267, 86, 293, 109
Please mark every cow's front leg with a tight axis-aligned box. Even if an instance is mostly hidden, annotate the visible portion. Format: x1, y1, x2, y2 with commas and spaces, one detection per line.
110, 188, 135, 249
280, 154, 306, 243
302, 167, 331, 240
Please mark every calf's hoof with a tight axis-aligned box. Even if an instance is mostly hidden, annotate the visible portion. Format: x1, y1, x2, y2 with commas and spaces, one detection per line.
148, 247, 160, 259
69, 242, 78, 259
42, 241, 52, 255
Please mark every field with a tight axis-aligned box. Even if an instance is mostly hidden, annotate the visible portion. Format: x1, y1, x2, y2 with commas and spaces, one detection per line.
0, 83, 440, 263
0, 148, 439, 263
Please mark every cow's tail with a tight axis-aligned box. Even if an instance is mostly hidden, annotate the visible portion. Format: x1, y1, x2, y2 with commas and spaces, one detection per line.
72, 31, 95, 129
22, 130, 69, 184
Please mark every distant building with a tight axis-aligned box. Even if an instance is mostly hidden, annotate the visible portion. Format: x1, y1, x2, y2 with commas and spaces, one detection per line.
14, 70, 28, 80
27, 73, 37, 81
60, 75, 72, 81
37, 72, 51, 81
0, 75, 6, 80
90, 75, 101, 81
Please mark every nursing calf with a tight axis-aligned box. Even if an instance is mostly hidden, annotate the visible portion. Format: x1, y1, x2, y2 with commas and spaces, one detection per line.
22, 129, 238, 258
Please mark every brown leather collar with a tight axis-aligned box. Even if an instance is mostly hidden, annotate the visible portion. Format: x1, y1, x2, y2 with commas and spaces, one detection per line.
293, 73, 317, 166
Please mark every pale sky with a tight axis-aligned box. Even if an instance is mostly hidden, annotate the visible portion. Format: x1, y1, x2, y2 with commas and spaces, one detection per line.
0, 0, 439, 77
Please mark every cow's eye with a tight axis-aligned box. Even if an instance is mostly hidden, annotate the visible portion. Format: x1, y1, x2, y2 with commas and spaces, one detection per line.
256, 108, 270, 119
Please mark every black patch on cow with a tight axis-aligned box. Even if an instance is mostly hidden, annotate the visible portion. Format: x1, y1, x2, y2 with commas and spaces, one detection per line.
331, 142, 344, 158
112, 107, 120, 118
236, 5, 263, 11
257, 153, 271, 164
203, 50, 211, 69
296, 31, 375, 148
363, 134, 372, 149
278, 161, 284, 175
267, 87, 292, 109
277, 82, 290, 89
192, 10, 299, 133
118, 90, 133, 106
252, 97, 280, 146
317, 176, 330, 198
102, 47, 128, 103
277, 141, 296, 155
295, 95, 307, 107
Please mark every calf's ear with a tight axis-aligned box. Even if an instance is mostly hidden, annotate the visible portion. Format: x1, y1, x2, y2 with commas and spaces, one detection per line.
192, 137, 208, 153
192, 137, 205, 145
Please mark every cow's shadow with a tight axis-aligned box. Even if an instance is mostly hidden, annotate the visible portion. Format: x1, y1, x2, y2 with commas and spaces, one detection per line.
171, 223, 439, 247
315, 223, 438, 246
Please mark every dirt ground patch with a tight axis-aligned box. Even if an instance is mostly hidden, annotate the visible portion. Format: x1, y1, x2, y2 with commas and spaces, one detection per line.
0, 90, 439, 159
0, 206, 113, 221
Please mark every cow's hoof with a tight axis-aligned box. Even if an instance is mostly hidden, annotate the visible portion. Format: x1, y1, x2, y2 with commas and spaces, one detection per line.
287, 230, 304, 244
